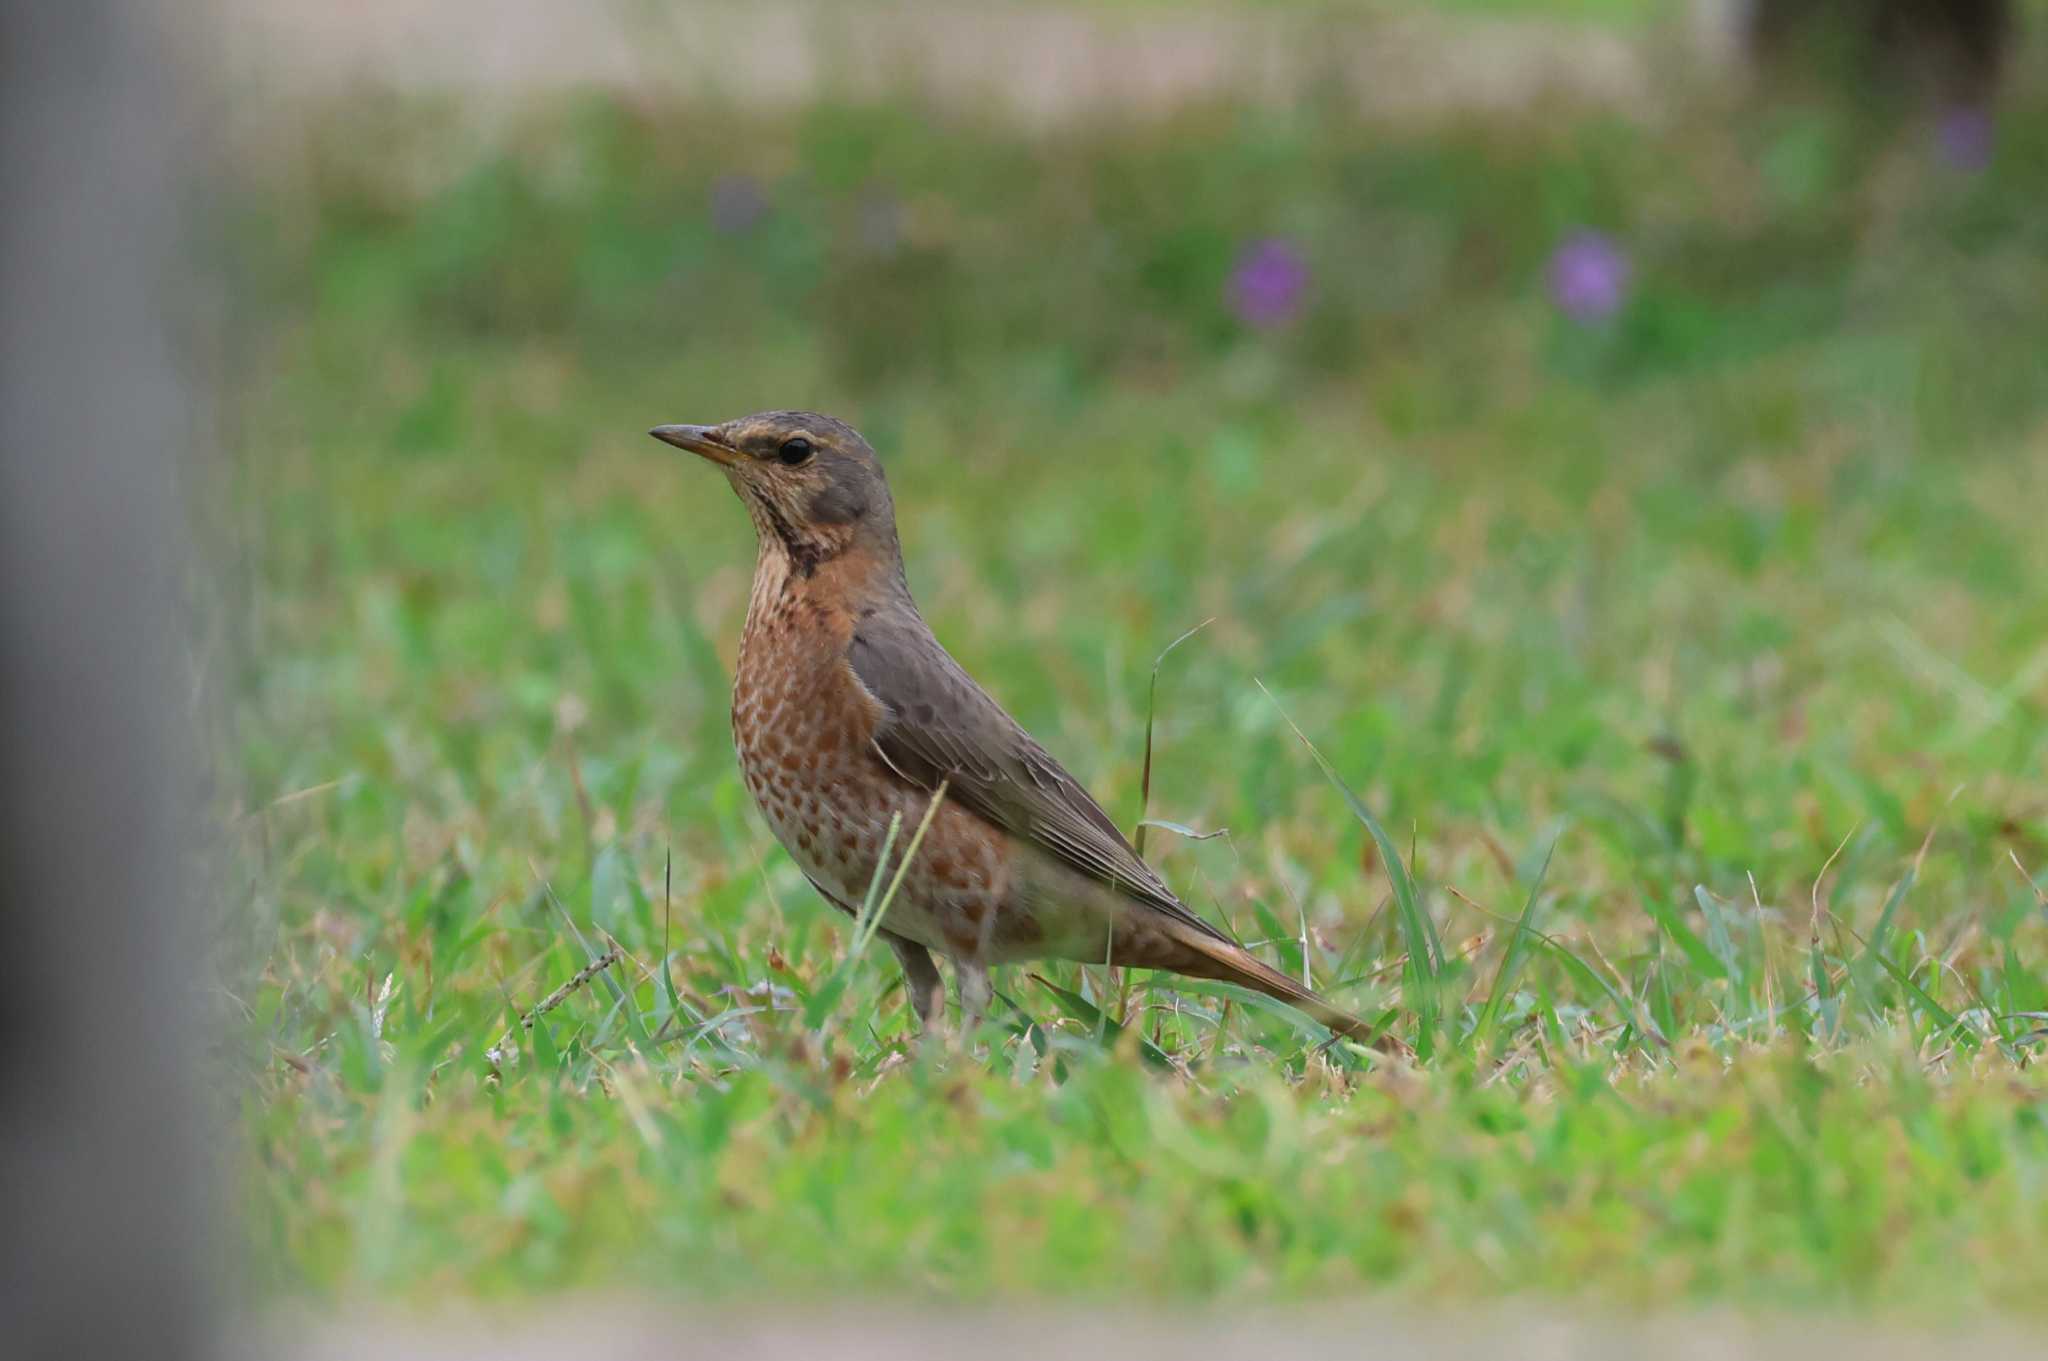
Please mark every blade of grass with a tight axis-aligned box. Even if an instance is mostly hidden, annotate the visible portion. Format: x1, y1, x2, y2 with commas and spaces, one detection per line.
538, 868, 650, 1049
1030, 974, 1175, 1071
1535, 935, 1668, 1051
1644, 889, 1726, 979
1851, 864, 1921, 1021
1136, 818, 1228, 841
802, 813, 903, 1030
1692, 886, 1741, 984
1476, 835, 1558, 1054
1133, 618, 1212, 858
1167, 977, 1387, 1059
1869, 946, 1961, 1038
804, 782, 950, 1029
1809, 823, 1857, 1018
1258, 680, 1438, 1056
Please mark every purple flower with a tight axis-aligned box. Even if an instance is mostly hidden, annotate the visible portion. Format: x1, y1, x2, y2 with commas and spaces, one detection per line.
1936, 105, 1995, 171
1228, 237, 1309, 329
709, 174, 768, 234
1547, 230, 1631, 323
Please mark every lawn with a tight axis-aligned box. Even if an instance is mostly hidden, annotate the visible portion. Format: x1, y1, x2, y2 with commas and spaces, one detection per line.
222, 76, 2048, 1313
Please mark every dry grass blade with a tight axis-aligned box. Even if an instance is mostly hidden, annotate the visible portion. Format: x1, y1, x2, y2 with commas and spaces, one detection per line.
2009, 850, 2048, 910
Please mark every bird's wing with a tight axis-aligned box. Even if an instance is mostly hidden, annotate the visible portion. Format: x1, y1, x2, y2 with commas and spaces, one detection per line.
847, 609, 1234, 946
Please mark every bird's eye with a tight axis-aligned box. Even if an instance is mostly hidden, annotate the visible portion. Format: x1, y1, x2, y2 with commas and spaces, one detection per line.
777, 437, 814, 467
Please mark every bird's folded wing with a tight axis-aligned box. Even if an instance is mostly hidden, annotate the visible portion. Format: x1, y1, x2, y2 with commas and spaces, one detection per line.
847, 611, 1234, 946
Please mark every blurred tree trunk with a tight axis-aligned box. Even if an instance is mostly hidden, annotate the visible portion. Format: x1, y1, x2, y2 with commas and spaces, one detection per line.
0, 1, 213, 1357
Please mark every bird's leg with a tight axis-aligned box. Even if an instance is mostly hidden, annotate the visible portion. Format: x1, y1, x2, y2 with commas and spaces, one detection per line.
954, 956, 993, 1039
883, 930, 944, 1032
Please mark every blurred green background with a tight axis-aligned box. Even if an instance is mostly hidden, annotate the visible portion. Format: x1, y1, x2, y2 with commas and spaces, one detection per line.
220, 0, 2048, 1315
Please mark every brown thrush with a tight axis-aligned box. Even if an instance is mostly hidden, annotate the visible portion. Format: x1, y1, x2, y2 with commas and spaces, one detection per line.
653, 410, 1375, 1044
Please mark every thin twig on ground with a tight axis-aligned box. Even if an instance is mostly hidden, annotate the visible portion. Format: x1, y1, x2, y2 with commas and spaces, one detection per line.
486, 946, 623, 1071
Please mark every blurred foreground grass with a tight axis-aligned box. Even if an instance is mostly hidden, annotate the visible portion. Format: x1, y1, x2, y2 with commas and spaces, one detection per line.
222, 78, 2048, 1310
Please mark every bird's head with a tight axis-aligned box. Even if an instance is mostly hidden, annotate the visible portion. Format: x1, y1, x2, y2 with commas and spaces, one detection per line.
651, 410, 899, 577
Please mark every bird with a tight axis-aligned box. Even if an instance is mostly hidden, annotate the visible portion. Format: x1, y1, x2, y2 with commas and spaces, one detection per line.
652, 410, 1380, 1047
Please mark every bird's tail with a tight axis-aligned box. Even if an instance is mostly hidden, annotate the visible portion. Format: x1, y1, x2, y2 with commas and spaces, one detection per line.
1175, 931, 1402, 1054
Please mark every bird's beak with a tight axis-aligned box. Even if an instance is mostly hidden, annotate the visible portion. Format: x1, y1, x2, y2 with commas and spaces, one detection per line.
649, 423, 741, 467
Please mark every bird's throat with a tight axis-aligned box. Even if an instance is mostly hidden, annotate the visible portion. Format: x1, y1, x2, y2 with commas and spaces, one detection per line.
747, 496, 825, 579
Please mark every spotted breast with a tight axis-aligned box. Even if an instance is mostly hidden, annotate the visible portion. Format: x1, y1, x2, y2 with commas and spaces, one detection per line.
730, 549, 1024, 963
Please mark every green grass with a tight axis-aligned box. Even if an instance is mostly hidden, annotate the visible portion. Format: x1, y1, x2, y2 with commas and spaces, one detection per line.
222, 81, 2048, 1312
